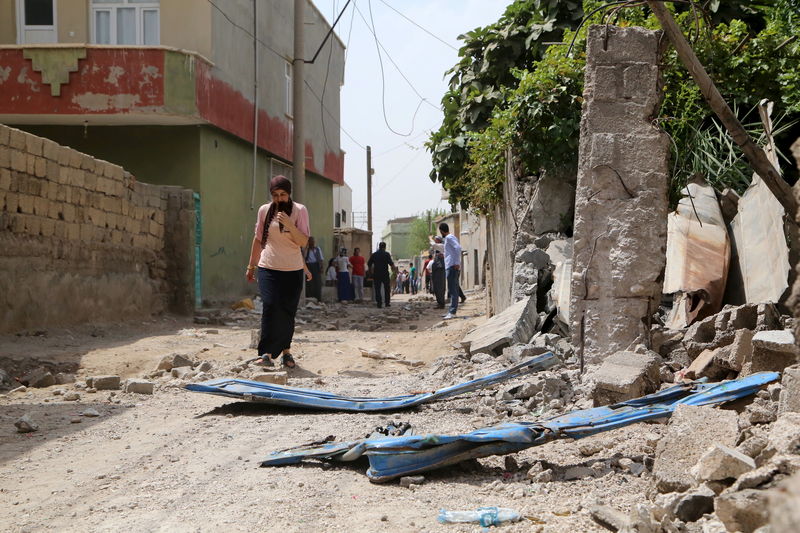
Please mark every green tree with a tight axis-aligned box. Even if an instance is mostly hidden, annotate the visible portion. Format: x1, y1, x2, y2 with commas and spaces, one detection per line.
408, 209, 448, 256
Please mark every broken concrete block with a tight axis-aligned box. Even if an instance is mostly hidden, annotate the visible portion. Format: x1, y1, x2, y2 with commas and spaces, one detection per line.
715, 489, 769, 533
778, 365, 800, 414
744, 329, 799, 374
87, 375, 120, 390
692, 444, 755, 481
713, 329, 753, 372
683, 303, 781, 359
591, 350, 660, 406
197, 361, 213, 373
20, 367, 55, 388
124, 379, 154, 395
764, 413, 800, 458
14, 414, 38, 433
500, 344, 549, 364
171, 366, 193, 379
674, 484, 715, 523
54, 372, 76, 385
399, 475, 425, 488
684, 348, 726, 380
769, 472, 800, 532
157, 353, 193, 371
653, 405, 739, 493
461, 295, 537, 356
589, 504, 632, 532
252, 372, 288, 385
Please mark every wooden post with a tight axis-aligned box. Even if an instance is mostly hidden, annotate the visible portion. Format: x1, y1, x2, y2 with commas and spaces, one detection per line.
647, 1, 798, 218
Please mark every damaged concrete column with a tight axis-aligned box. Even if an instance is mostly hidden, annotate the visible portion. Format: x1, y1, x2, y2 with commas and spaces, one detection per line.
570, 25, 670, 364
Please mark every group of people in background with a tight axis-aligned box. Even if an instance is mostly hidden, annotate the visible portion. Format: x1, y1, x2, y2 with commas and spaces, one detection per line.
302, 223, 464, 318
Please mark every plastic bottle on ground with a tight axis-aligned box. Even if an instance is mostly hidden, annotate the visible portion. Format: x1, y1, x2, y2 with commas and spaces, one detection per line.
437, 507, 521, 527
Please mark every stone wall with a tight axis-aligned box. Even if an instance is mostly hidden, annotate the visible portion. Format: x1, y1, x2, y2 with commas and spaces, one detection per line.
570, 26, 670, 364
0, 124, 195, 334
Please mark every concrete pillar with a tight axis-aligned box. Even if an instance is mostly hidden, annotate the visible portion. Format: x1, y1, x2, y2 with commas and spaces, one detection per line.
570, 25, 670, 364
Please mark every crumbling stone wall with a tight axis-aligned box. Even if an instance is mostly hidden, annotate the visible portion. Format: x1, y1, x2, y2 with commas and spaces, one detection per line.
0, 124, 195, 334
789, 138, 800, 345
570, 26, 670, 364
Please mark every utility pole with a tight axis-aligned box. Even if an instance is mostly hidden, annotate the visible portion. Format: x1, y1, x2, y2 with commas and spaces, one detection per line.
366, 145, 373, 232
292, 0, 305, 202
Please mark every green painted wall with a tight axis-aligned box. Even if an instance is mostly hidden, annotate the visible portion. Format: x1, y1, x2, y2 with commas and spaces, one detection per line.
14, 125, 201, 192
198, 128, 333, 302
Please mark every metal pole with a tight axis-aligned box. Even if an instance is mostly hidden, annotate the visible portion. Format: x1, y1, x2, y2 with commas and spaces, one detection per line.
366, 145, 373, 232
250, 0, 259, 210
292, 0, 305, 202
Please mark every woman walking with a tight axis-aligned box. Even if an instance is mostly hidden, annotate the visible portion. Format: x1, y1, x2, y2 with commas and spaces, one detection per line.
246, 176, 309, 368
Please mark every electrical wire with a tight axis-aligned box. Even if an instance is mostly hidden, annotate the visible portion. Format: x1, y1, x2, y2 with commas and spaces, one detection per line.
357, 0, 437, 137
374, 127, 436, 157
377, 0, 458, 51
352, 149, 425, 211
305, 80, 367, 150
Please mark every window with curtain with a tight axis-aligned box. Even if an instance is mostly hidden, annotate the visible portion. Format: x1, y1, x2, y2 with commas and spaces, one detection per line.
92, 0, 159, 45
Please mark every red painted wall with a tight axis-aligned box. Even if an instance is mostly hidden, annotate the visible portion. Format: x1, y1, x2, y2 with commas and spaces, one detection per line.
0, 49, 164, 114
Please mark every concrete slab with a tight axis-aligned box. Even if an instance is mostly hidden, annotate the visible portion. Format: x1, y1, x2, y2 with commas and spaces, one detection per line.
591, 350, 660, 406
461, 295, 537, 356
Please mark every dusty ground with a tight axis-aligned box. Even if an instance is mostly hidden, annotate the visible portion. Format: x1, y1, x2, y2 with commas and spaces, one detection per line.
0, 291, 654, 532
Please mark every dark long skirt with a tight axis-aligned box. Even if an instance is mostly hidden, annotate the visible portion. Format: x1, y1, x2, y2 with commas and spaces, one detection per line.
257, 267, 304, 359
337, 271, 353, 301
305, 262, 322, 300
431, 268, 446, 307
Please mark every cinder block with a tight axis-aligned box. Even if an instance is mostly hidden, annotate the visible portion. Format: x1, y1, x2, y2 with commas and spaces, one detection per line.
26, 153, 35, 175
83, 172, 96, 190
79, 155, 96, 172
5, 192, 19, 213
0, 168, 11, 190
33, 157, 46, 178
79, 223, 92, 242
70, 168, 85, 188
42, 139, 59, 160
0, 125, 10, 145
8, 128, 27, 150
10, 150, 26, 172
58, 165, 70, 183
592, 350, 661, 405
25, 134, 43, 156
18, 194, 34, 214
62, 203, 76, 222
33, 196, 47, 216
57, 146, 71, 166
68, 150, 82, 168
67, 223, 80, 240
40, 218, 55, 237
0, 146, 10, 168
746, 329, 799, 374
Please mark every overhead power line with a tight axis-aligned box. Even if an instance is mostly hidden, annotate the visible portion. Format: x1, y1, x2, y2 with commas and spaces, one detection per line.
377, 0, 458, 51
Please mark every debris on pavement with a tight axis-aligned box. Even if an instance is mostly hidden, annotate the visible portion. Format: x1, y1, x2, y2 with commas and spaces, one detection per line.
261, 372, 778, 482
437, 506, 522, 526
14, 414, 38, 433
185, 352, 560, 411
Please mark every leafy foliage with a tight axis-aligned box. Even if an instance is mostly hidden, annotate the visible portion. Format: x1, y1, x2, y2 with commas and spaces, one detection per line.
428, 0, 800, 211
408, 209, 448, 256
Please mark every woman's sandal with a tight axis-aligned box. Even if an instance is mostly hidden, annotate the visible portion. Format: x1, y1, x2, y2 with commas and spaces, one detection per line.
254, 356, 274, 367
282, 353, 296, 368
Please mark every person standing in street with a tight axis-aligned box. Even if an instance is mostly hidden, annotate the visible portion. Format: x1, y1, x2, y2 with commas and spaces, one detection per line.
334, 248, 353, 302
409, 265, 418, 294
349, 247, 366, 302
303, 236, 323, 301
367, 242, 395, 308
246, 175, 308, 369
429, 249, 446, 309
440, 222, 462, 319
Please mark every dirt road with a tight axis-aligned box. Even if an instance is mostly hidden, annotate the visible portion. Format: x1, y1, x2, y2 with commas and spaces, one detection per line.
0, 291, 650, 532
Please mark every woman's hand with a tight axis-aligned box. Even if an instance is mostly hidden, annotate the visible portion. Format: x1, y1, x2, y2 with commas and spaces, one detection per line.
276, 212, 296, 231
246, 267, 256, 282
305, 270, 313, 281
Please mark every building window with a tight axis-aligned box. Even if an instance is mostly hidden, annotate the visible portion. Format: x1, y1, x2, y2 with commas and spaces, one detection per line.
16, 0, 57, 44
341, 210, 347, 225
285, 61, 293, 117
92, 0, 159, 45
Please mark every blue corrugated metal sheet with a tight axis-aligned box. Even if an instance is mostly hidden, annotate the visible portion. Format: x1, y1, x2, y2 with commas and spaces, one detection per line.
261, 372, 779, 482
185, 352, 560, 411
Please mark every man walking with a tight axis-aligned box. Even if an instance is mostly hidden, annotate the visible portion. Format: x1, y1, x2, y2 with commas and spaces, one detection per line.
440, 222, 462, 319
367, 242, 395, 308
349, 247, 366, 302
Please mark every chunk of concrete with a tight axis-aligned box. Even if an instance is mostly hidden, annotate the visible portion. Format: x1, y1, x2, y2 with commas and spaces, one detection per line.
769, 472, 800, 532
713, 329, 753, 372
252, 372, 288, 385
744, 330, 799, 374
157, 353, 193, 371
591, 350, 660, 406
87, 375, 120, 390
684, 348, 726, 380
764, 413, 800, 457
20, 367, 55, 388
674, 485, 715, 523
653, 405, 739, 493
778, 365, 800, 414
14, 414, 38, 433
124, 379, 155, 395
715, 489, 769, 533
691, 443, 755, 481
461, 295, 537, 356
683, 303, 781, 359
171, 366, 193, 379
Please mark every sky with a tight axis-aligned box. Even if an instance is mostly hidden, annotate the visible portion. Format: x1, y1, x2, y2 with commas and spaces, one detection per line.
317, 0, 509, 248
